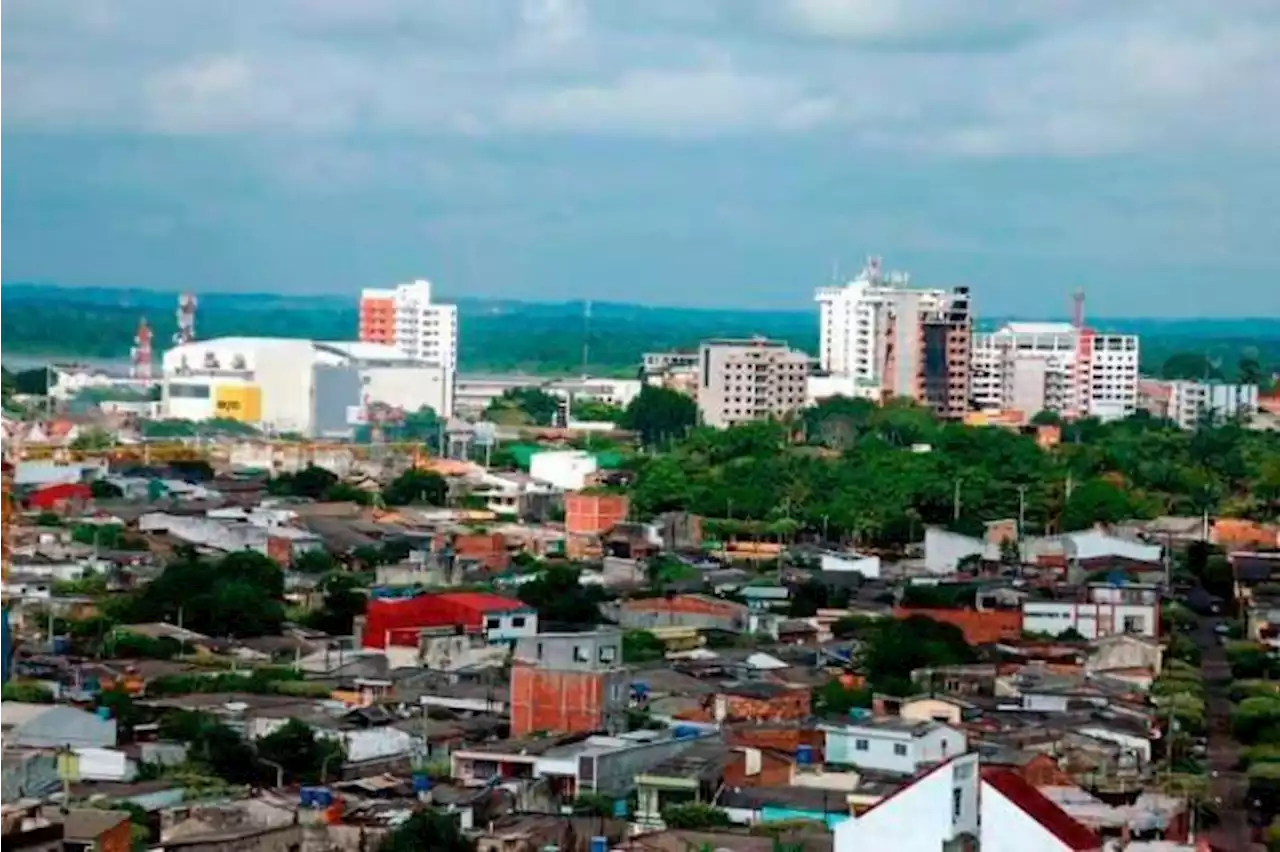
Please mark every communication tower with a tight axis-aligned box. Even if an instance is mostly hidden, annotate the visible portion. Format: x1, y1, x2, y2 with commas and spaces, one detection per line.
130, 318, 154, 381
174, 293, 198, 345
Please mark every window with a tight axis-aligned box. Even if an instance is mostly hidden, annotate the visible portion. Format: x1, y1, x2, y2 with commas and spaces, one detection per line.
1123, 615, 1144, 634
573, 645, 589, 663
893, 744, 908, 756
599, 645, 617, 664
511, 616, 526, 628
486, 618, 500, 630
854, 739, 869, 751
952, 787, 963, 822
954, 761, 974, 780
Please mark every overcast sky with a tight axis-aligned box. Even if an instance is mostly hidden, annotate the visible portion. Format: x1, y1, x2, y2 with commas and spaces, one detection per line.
3, 0, 1278, 317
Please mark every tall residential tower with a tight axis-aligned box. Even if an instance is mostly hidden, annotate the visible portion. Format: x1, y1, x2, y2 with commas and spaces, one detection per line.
359, 279, 458, 371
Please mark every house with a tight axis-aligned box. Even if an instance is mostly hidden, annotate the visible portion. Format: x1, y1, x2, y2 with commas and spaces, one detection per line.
509, 629, 628, 737
613, 594, 749, 634
452, 729, 717, 802
832, 753, 982, 852
821, 718, 967, 775
713, 682, 811, 723
634, 737, 734, 830
361, 591, 535, 649
892, 607, 1022, 645
63, 808, 133, 852
1085, 634, 1163, 678
26, 483, 93, 512
820, 550, 882, 580
830, 755, 1108, 852
1021, 600, 1159, 640
1, 702, 117, 749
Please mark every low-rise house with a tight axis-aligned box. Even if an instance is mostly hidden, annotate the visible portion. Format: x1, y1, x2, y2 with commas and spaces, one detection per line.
821, 718, 967, 775
634, 737, 733, 830
1, 702, 118, 749
612, 594, 749, 634
712, 682, 811, 724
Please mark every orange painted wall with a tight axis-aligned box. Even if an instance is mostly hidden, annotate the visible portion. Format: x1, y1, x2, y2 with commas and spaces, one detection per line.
358, 297, 396, 344
95, 818, 133, 852
565, 493, 630, 536
893, 607, 1023, 644
510, 665, 609, 736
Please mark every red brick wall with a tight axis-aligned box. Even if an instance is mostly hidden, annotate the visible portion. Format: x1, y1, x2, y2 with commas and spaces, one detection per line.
723, 748, 795, 788
893, 607, 1022, 644
720, 689, 811, 723
266, 536, 294, 568
1011, 753, 1073, 787
453, 532, 510, 571
625, 595, 743, 618
510, 665, 608, 736
565, 493, 630, 536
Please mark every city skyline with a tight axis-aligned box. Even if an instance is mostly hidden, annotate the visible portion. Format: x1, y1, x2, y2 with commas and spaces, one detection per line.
3, 1, 1278, 317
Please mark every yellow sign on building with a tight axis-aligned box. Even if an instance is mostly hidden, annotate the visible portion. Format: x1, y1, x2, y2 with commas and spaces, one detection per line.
213, 385, 262, 422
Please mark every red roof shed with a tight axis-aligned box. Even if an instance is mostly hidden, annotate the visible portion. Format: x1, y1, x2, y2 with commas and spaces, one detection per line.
27, 482, 93, 510
362, 591, 526, 649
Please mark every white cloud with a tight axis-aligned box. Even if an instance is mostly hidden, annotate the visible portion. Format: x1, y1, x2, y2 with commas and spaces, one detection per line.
1, 0, 1277, 156
500, 66, 834, 136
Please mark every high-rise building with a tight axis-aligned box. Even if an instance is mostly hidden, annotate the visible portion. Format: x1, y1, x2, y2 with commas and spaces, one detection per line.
696, 338, 811, 429
815, 258, 953, 383
880, 287, 973, 419
1140, 378, 1258, 429
509, 629, 628, 737
815, 258, 971, 418
359, 280, 458, 371
971, 322, 1139, 421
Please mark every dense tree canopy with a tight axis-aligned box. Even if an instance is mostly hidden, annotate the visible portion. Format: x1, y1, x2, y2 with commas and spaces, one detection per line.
485, 387, 560, 426
620, 385, 698, 447
125, 551, 286, 637
626, 400, 1280, 547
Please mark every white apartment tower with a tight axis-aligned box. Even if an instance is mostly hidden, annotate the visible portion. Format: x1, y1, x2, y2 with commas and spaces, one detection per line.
970, 322, 1140, 421
815, 257, 953, 383
359, 280, 458, 370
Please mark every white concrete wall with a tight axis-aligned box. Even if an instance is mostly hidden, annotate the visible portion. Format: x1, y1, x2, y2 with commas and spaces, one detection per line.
1022, 602, 1158, 639
980, 777, 1076, 852
530, 451, 598, 490
820, 552, 882, 579
362, 364, 454, 420
834, 753, 979, 852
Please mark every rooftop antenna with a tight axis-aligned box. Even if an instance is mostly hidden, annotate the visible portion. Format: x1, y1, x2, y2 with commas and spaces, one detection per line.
174, 293, 198, 345
1072, 288, 1085, 330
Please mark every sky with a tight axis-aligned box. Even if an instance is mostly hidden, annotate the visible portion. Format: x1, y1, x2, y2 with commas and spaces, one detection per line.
3, 0, 1278, 317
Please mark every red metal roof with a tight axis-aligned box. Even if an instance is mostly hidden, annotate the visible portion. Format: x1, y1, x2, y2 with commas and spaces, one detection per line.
436, 592, 525, 614
362, 591, 527, 649
27, 482, 92, 509
981, 768, 1102, 851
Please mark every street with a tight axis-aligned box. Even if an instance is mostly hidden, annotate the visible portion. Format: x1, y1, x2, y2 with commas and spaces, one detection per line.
1196, 614, 1262, 851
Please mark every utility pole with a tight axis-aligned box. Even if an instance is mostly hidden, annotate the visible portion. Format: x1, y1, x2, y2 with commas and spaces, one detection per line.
1016, 485, 1028, 538
952, 478, 962, 522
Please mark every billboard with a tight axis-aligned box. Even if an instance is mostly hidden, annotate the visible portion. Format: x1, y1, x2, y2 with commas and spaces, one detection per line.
214, 385, 262, 422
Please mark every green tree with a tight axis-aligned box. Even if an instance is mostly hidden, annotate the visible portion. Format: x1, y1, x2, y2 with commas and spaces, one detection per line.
128, 550, 286, 637
89, 479, 124, 500
304, 572, 367, 637
485, 387, 559, 426
623, 630, 666, 663
2, 682, 55, 702
621, 385, 698, 447
661, 803, 732, 830
1233, 696, 1280, 745
323, 483, 374, 505
293, 549, 340, 575
382, 469, 448, 506
377, 810, 473, 852
269, 465, 339, 500
813, 679, 873, 715
573, 399, 625, 423
517, 565, 609, 627
256, 718, 346, 783
1161, 352, 1223, 381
